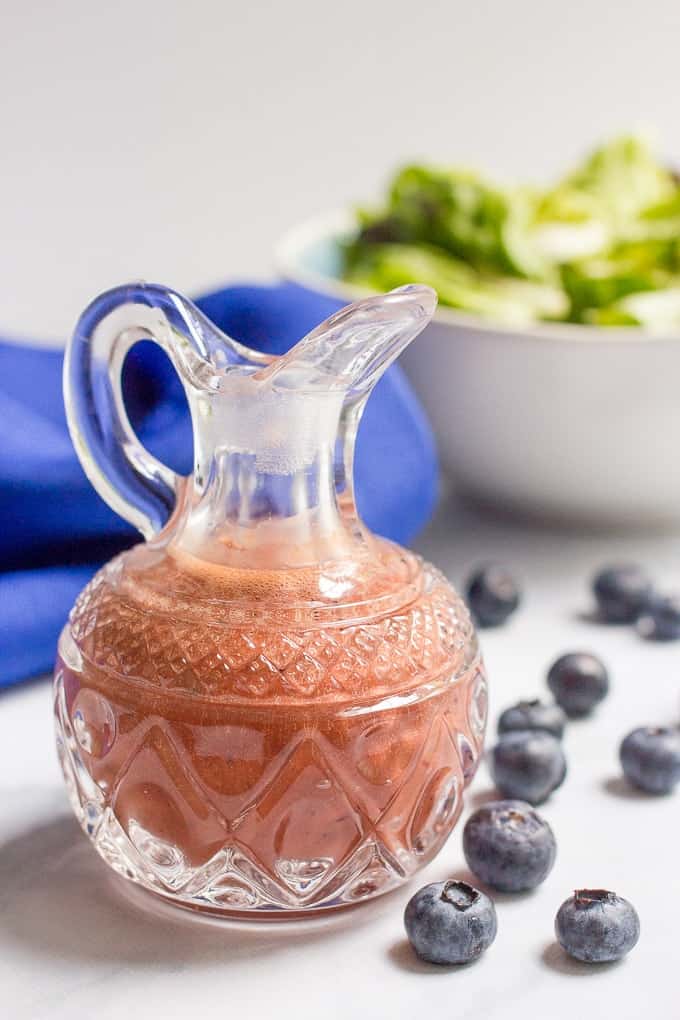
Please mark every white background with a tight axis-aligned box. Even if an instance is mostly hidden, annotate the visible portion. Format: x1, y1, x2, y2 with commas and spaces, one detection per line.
2, 0, 680, 340
1, 2, 679, 1017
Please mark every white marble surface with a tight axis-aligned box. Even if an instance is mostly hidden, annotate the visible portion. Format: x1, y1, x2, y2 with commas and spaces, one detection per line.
1, 495, 679, 1019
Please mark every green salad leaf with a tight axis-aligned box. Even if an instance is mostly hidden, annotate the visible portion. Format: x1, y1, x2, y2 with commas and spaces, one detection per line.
346, 243, 565, 325
559, 135, 674, 226
344, 135, 680, 329
352, 164, 548, 279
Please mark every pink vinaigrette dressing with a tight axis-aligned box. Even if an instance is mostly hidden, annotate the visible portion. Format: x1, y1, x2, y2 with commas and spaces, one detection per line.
55, 282, 487, 916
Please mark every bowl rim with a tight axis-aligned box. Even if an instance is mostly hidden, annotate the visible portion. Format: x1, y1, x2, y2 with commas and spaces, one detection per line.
276, 210, 680, 345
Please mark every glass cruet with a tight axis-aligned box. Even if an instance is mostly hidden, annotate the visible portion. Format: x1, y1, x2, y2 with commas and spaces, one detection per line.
54, 281, 488, 917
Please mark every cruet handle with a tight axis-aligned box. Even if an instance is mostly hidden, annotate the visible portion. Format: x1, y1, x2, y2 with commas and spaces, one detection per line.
63, 282, 237, 538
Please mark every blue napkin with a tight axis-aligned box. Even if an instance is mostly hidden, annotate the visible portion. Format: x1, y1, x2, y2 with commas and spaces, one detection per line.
0, 282, 437, 688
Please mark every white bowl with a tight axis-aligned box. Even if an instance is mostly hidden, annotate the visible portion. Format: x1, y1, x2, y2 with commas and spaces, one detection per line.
277, 212, 680, 530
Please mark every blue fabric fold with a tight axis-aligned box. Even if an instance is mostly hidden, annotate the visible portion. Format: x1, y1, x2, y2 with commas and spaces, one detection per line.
0, 281, 438, 687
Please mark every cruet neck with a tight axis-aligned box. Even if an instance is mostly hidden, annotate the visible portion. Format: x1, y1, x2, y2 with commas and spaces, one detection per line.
172, 285, 437, 568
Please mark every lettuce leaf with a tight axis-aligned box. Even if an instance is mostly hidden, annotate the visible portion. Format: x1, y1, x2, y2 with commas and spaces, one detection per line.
345, 136, 680, 328
354, 165, 547, 279
346, 243, 566, 324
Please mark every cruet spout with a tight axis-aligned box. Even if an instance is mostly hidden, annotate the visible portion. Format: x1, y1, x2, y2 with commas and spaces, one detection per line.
261, 285, 437, 401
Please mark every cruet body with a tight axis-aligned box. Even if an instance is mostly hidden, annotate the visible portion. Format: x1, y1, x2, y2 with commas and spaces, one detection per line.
54, 282, 487, 916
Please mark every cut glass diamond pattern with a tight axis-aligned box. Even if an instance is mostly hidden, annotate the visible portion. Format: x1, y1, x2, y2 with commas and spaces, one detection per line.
56, 556, 487, 915
69, 562, 475, 702
54, 642, 484, 914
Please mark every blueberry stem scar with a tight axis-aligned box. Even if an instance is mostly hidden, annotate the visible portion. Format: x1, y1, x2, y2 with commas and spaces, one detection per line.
574, 889, 615, 906
441, 880, 480, 910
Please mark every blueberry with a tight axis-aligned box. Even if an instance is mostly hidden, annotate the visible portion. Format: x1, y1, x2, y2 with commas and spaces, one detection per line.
593, 564, 653, 623
547, 652, 609, 717
498, 699, 566, 739
465, 564, 520, 628
490, 730, 566, 806
555, 889, 640, 963
404, 880, 497, 965
463, 799, 556, 892
619, 726, 680, 794
638, 593, 680, 641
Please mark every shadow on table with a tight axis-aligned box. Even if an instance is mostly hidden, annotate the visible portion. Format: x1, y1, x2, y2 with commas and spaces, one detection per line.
601, 776, 652, 800
540, 940, 621, 976
0, 814, 395, 967
385, 934, 487, 975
